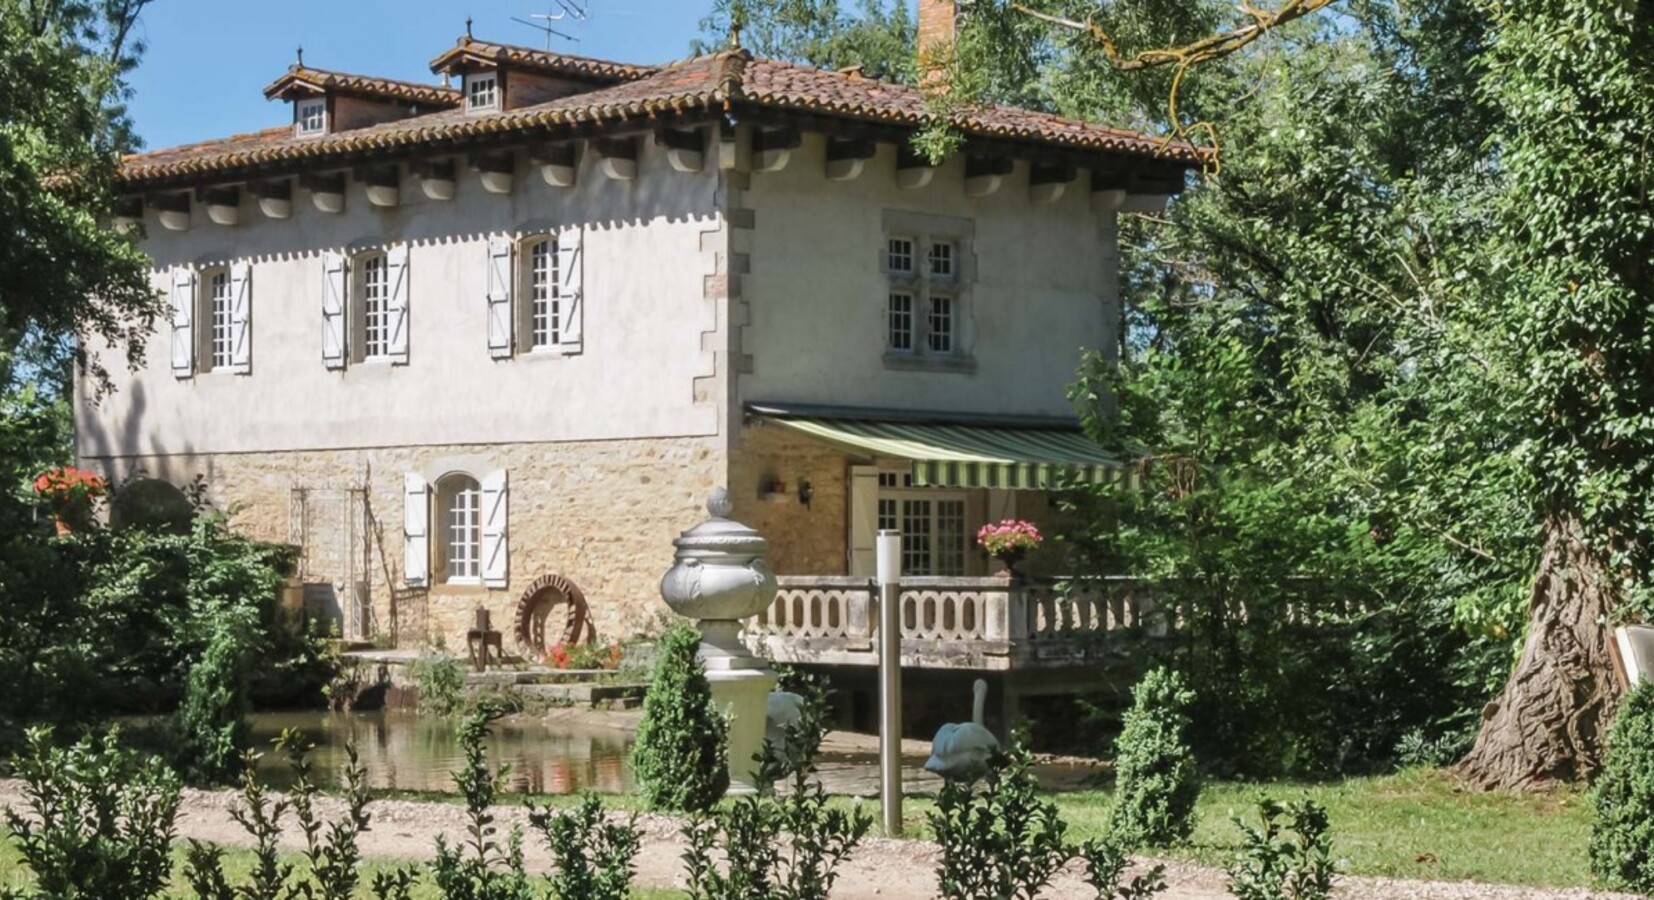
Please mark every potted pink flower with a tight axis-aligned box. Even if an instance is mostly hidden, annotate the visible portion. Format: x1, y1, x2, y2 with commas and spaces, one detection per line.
977, 519, 1043, 578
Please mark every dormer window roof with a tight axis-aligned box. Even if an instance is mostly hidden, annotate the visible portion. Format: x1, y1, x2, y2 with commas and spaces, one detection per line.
263, 64, 460, 136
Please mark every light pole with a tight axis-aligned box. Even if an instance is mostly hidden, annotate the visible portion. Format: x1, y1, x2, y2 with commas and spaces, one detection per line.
876, 528, 903, 836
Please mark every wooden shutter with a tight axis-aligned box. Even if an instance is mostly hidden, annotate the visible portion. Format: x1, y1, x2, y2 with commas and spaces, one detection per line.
322, 252, 347, 369
480, 469, 509, 588
403, 472, 429, 587
556, 227, 583, 352
386, 244, 410, 364
170, 267, 196, 378
848, 465, 879, 577
228, 261, 252, 374
486, 236, 514, 358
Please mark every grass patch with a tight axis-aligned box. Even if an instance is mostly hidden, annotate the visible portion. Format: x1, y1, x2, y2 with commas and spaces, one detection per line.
0, 832, 677, 899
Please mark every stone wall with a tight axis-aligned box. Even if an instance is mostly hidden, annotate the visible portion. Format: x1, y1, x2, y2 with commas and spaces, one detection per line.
728, 422, 850, 577
85, 435, 722, 652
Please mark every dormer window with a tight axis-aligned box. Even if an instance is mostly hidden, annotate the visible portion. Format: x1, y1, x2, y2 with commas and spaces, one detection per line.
296, 98, 327, 136
466, 72, 498, 111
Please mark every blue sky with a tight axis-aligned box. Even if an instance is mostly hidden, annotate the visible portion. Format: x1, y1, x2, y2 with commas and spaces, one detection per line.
126, 1, 720, 151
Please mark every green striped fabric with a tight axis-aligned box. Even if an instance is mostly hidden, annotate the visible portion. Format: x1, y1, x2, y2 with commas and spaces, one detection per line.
768, 416, 1128, 489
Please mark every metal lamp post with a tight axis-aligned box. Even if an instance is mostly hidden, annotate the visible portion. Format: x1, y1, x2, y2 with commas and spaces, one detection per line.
876, 528, 903, 836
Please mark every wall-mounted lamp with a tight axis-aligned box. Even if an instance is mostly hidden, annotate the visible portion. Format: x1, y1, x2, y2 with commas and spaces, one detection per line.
798, 479, 814, 509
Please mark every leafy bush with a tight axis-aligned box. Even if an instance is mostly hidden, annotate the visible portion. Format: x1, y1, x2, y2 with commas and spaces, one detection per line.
681, 680, 871, 900
1392, 726, 1469, 770
1225, 798, 1336, 900
411, 651, 467, 717
2, 728, 180, 900
1590, 683, 1654, 892
528, 794, 641, 900
929, 737, 1071, 900
429, 713, 537, 900
1079, 837, 1166, 900
1107, 667, 1200, 848
632, 623, 729, 812
183, 729, 417, 900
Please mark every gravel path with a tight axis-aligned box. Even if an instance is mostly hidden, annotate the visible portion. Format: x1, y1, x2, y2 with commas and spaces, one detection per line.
1, 780, 1641, 899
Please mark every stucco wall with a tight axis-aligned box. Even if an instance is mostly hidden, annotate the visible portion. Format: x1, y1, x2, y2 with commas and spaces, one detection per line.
77, 142, 724, 461
739, 133, 1117, 420
83, 436, 722, 649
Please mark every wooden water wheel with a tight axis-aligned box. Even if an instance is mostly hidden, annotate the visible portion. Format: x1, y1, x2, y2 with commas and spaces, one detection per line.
512, 573, 594, 655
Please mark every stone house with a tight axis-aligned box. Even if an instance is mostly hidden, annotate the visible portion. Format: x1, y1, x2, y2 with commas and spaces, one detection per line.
79, 2, 1198, 691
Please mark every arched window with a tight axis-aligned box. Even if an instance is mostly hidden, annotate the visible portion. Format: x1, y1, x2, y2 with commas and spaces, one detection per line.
437, 473, 482, 583
355, 250, 391, 360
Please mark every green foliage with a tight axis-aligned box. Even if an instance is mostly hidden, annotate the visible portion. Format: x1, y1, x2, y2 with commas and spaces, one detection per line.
1078, 836, 1166, 900
411, 651, 467, 717
1106, 667, 1200, 847
681, 680, 871, 900
1225, 798, 1336, 900
1, 727, 179, 900
1590, 684, 1654, 892
528, 794, 640, 900
429, 713, 537, 900
632, 623, 729, 813
929, 737, 1071, 900
695, 0, 915, 83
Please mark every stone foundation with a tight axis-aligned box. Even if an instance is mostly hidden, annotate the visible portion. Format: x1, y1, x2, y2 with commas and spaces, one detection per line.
85, 436, 722, 651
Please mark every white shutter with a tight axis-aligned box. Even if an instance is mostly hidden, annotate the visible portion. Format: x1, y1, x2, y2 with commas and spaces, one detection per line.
486, 236, 514, 358
403, 472, 429, 587
386, 244, 410, 364
170, 268, 196, 378
480, 469, 509, 588
322, 252, 347, 369
849, 465, 879, 577
556, 227, 583, 352
228, 261, 252, 374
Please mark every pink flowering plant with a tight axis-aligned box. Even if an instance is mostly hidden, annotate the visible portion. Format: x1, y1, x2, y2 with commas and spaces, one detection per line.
976, 519, 1043, 560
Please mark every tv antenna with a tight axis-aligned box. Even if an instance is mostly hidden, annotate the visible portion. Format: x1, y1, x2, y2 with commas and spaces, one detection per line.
512, 1, 590, 48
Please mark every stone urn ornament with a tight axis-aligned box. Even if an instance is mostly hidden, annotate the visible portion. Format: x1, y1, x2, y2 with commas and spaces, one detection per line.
660, 488, 779, 795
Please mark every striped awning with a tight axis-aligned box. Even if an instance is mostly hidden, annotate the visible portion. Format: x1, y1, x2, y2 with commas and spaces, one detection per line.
763, 413, 1126, 489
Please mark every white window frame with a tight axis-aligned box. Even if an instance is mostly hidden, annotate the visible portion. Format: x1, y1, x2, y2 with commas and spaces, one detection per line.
882, 212, 974, 370
204, 268, 235, 372
436, 473, 483, 585
465, 72, 499, 112
295, 98, 327, 136
875, 469, 972, 577
522, 235, 562, 352
356, 250, 393, 361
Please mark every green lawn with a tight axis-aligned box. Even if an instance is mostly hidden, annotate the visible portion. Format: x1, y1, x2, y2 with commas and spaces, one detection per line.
1, 768, 1597, 894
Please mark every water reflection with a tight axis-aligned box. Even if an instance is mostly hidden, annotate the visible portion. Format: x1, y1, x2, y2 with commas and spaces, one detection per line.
248, 711, 633, 795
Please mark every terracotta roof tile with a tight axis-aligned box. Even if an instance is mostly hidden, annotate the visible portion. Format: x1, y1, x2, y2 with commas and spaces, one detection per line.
122, 44, 1200, 189
262, 66, 460, 107
428, 36, 655, 83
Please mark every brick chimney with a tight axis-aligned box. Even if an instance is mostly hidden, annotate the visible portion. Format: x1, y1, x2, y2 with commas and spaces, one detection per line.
918, 0, 957, 82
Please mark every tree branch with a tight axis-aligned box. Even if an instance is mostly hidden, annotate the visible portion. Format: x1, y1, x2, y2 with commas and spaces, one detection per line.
1011, 0, 1342, 72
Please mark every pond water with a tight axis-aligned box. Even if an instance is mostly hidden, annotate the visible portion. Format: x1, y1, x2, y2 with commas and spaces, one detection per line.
247, 711, 633, 795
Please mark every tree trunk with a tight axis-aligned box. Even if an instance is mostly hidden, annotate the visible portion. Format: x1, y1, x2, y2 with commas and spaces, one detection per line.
1455, 510, 1622, 790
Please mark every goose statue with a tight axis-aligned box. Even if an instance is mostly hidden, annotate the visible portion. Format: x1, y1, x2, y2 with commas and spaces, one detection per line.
924, 678, 999, 782
765, 690, 806, 752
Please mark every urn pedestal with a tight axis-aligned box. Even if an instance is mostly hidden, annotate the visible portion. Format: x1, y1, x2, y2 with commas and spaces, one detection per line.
660, 489, 779, 795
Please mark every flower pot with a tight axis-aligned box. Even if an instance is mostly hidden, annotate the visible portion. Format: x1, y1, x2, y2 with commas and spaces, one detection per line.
51, 496, 93, 535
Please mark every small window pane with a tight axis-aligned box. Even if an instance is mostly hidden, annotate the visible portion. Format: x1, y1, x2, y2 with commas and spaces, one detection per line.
360, 254, 390, 359
888, 292, 914, 352
877, 497, 897, 533
297, 100, 326, 134
877, 472, 899, 488
902, 499, 933, 576
209, 271, 234, 370
936, 500, 966, 576
928, 295, 954, 354
468, 74, 498, 110
888, 237, 915, 274
928, 241, 956, 279
527, 238, 561, 350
